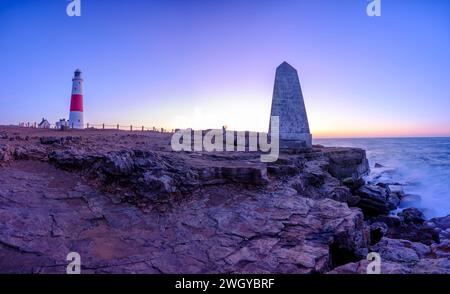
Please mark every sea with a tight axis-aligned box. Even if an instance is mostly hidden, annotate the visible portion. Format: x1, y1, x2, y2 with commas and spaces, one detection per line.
314, 137, 450, 219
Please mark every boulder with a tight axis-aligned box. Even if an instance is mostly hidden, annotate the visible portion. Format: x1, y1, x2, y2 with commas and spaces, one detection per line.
342, 177, 365, 192
398, 208, 425, 225
330, 236, 450, 274
370, 238, 430, 263
356, 185, 390, 216
323, 148, 370, 180
369, 210, 439, 245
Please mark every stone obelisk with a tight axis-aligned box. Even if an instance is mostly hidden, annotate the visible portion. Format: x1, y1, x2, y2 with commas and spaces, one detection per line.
269, 62, 312, 149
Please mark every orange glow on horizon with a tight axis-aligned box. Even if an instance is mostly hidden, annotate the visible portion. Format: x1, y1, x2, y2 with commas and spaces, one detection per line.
312, 126, 450, 138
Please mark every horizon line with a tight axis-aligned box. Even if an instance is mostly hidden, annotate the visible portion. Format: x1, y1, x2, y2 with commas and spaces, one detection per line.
1, 124, 449, 140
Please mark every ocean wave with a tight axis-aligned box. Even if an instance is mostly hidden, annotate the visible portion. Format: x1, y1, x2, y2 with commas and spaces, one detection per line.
314, 137, 450, 218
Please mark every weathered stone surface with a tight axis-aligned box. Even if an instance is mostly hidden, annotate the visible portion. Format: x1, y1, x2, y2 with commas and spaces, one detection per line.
269, 62, 312, 149
0, 144, 14, 164
331, 235, 450, 274
398, 208, 425, 224
49, 149, 270, 203
322, 148, 370, 180
40, 136, 82, 145
0, 160, 369, 274
332, 213, 450, 274
368, 210, 439, 245
329, 259, 412, 274
356, 185, 391, 216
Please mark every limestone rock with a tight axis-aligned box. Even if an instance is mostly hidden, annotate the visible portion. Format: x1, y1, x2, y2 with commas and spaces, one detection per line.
323, 148, 370, 180
0, 159, 370, 274
369, 210, 439, 245
356, 185, 391, 216
398, 208, 425, 225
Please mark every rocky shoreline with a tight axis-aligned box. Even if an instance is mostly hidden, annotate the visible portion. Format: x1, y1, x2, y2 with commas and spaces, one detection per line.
0, 126, 449, 273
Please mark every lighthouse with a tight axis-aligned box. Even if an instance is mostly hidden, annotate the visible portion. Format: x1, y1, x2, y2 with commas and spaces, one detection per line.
69, 69, 84, 129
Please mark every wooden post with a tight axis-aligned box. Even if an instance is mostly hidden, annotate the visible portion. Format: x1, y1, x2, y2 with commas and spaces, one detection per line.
142, 126, 144, 131
130, 125, 133, 131
102, 123, 105, 130
87, 123, 89, 129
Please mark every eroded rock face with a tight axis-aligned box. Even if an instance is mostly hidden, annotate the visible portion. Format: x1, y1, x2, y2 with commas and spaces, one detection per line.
356, 185, 391, 216
367, 211, 439, 246
48, 149, 269, 204
399, 208, 426, 225
322, 148, 370, 180
331, 236, 450, 274
0, 161, 369, 274
45, 145, 369, 207
331, 213, 450, 274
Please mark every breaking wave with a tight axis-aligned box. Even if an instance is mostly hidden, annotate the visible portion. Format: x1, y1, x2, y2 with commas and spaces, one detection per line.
314, 137, 450, 218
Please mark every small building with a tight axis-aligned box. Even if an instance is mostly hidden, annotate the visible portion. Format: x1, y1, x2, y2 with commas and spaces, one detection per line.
55, 119, 69, 130
38, 118, 50, 129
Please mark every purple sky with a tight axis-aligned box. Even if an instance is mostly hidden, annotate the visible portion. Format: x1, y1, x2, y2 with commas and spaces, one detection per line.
1, 0, 449, 137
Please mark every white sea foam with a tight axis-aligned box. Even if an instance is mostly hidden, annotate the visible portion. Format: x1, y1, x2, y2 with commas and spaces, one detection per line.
314, 137, 450, 218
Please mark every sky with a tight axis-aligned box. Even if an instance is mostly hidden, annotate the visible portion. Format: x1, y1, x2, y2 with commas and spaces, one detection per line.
0, 0, 449, 137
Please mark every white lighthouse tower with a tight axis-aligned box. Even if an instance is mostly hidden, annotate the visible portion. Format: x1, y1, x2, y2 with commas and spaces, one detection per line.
69, 69, 84, 129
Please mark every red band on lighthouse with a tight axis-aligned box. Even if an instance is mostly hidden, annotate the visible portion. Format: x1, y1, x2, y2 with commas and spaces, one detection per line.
70, 94, 84, 112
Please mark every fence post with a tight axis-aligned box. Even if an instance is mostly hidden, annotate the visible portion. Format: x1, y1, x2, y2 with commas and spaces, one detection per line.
102, 123, 105, 130
130, 125, 133, 131
87, 123, 89, 129
142, 126, 144, 131
117, 124, 119, 130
